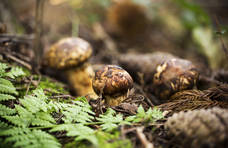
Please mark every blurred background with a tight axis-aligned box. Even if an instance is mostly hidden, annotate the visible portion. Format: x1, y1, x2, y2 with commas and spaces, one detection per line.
1, 0, 228, 71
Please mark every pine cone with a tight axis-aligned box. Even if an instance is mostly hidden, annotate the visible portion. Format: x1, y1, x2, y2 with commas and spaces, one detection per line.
165, 107, 228, 148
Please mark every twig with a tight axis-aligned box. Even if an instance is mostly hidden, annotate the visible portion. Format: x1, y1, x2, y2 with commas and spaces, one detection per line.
136, 127, 154, 148
11, 51, 31, 63
26, 76, 33, 95
33, 0, 45, 71
214, 16, 228, 58
4, 52, 32, 70
36, 75, 42, 88
134, 83, 154, 107
49, 95, 75, 99
0, 34, 33, 44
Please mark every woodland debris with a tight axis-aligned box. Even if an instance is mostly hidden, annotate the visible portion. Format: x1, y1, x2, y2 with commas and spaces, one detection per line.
165, 107, 228, 148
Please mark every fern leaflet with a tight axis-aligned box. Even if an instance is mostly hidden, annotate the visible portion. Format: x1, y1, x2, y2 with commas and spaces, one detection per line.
0, 63, 8, 77
0, 94, 16, 101
0, 78, 18, 95
0, 127, 61, 148
0, 104, 16, 116
5, 67, 25, 79
97, 108, 129, 132
50, 124, 97, 146
125, 105, 164, 123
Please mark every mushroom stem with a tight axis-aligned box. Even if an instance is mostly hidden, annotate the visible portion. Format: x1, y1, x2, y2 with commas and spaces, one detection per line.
65, 63, 96, 97
104, 94, 128, 106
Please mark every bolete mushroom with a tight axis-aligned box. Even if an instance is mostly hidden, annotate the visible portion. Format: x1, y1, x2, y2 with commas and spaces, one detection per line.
43, 37, 95, 96
153, 58, 199, 100
118, 52, 199, 103
92, 65, 133, 106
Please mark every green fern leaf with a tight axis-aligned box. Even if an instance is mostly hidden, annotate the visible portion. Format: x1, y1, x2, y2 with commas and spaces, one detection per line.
74, 100, 95, 115
5, 67, 25, 79
61, 104, 94, 124
20, 95, 47, 113
0, 78, 18, 95
36, 112, 56, 124
4, 115, 29, 127
33, 88, 48, 101
0, 78, 14, 87
50, 124, 97, 146
93, 131, 132, 148
0, 94, 16, 101
0, 127, 61, 148
50, 100, 94, 124
0, 104, 16, 116
125, 105, 164, 123
31, 118, 55, 127
5, 104, 56, 127
0, 121, 10, 129
97, 108, 128, 132
0, 63, 8, 77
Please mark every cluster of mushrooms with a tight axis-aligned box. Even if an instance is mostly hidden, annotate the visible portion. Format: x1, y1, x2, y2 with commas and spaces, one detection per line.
43, 37, 199, 106
43, 37, 228, 147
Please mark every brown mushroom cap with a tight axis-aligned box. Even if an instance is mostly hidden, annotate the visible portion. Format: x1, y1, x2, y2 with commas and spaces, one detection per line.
92, 65, 133, 96
153, 58, 199, 100
44, 37, 92, 69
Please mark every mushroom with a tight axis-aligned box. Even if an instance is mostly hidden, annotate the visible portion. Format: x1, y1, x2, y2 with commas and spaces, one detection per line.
92, 65, 133, 106
152, 58, 199, 100
43, 37, 95, 96
118, 52, 199, 103
107, 0, 149, 40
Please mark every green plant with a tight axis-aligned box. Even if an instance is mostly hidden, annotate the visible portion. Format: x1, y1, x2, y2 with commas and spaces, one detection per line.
125, 105, 164, 123
0, 62, 164, 148
97, 108, 129, 132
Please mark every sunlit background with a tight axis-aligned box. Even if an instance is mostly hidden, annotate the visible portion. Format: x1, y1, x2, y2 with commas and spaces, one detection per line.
1, 0, 228, 70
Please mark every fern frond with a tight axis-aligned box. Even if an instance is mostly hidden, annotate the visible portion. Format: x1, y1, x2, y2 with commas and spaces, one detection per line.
0, 78, 18, 95
31, 118, 55, 127
33, 88, 48, 101
0, 127, 61, 148
0, 78, 15, 87
5, 67, 25, 79
0, 104, 16, 116
3, 115, 29, 127
0, 63, 8, 77
4, 104, 56, 127
0, 94, 16, 101
74, 100, 95, 115
125, 105, 164, 123
0, 121, 10, 129
20, 89, 49, 114
61, 103, 94, 124
36, 112, 56, 124
49, 124, 75, 132
93, 131, 132, 148
50, 124, 97, 146
97, 108, 127, 132
48, 100, 94, 124
20, 95, 48, 113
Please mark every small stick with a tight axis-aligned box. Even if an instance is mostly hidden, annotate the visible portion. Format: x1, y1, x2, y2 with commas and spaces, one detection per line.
4, 53, 32, 70
49, 95, 75, 99
26, 76, 33, 95
134, 83, 154, 107
214, 16, 228, 58
33, 0, 45, 71
136, 127, 154, 148
0, 34, 33, 42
